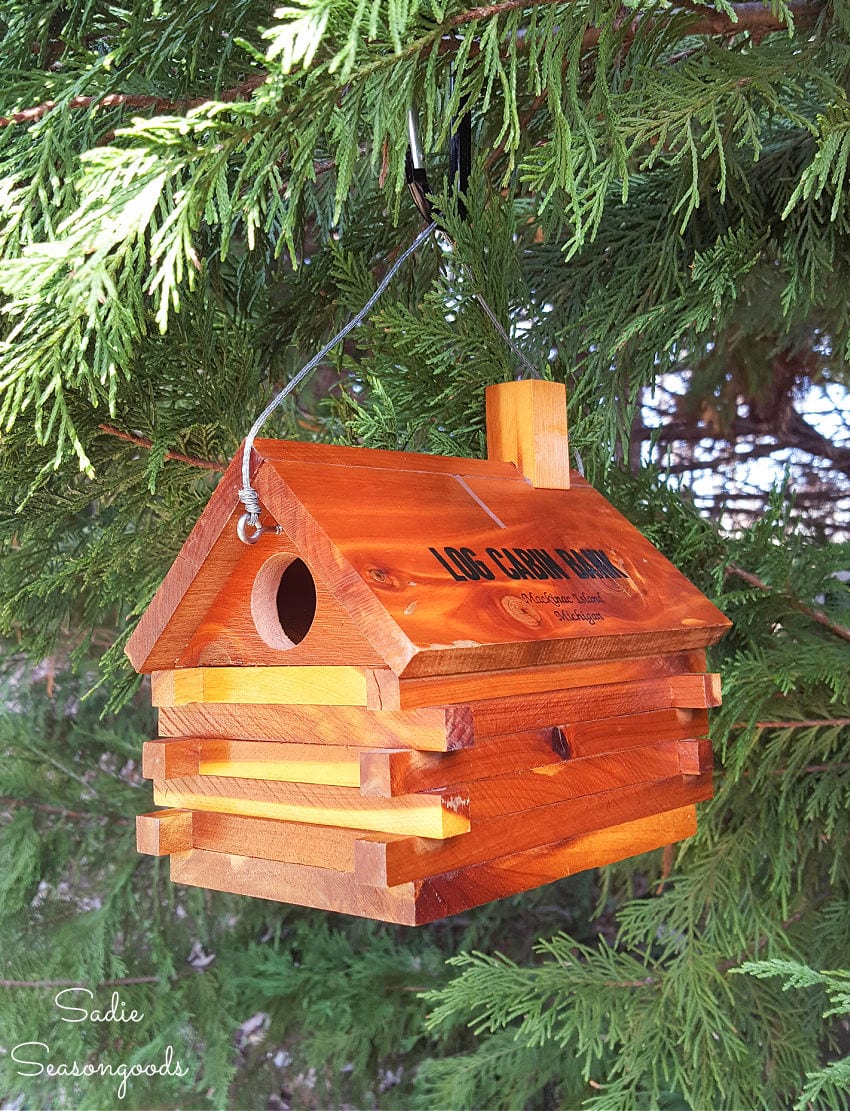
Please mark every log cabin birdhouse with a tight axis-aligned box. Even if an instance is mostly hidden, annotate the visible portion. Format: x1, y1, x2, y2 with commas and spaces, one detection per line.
128, 380, 730, 924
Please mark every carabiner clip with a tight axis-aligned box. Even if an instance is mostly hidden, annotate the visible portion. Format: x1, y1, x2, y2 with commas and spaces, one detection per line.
405, 95, 471, 224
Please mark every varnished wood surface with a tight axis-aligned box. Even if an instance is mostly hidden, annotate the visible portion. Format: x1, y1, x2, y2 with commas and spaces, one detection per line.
412, 805, 698, 922
168, 805, 697, 924
391, 651, 707, 709
157, 702, 475, 751
125, 451, 247, 673
179, 531, 385, 669
145, 737, 362, 787
136, 809, 193, 855
128, 425, 729, 684
461, 740, 683, 820
561, 707, 709, 758
254, 442, 731, 678
189, 811, 389, 871
678, 735, 713, 776
142, 738, 200, 779
149, 663, 718, 715
151, 666, 390, 708
486, 380, 571, 489
467, 675, 719, 736
253, 438, 524, 481
355, 771, 711, 886
152, 775, 470, 838
359, 728, 563, 797
170, 848, 422, 924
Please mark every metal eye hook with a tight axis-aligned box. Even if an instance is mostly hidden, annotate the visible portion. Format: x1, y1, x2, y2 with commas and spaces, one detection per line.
237, 513, 282, 545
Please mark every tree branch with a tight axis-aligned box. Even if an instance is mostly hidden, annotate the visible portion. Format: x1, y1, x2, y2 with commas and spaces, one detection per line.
726, 563, 850, 643
2, 2, 824, 131
98, 424, 225, 473
0, 73, 266, 129
453, 0, 823, 42
641, 412, 850, 479
749, 718, 850, 729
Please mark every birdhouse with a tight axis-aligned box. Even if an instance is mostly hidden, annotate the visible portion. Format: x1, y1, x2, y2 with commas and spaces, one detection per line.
128, 380, 730, 925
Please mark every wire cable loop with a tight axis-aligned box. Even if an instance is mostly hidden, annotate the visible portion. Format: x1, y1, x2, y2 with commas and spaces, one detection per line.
237, 221, 437, 541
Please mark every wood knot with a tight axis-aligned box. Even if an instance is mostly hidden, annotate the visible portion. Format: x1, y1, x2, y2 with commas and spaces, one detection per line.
500, 595, 543, 628
368, 567, 397, 587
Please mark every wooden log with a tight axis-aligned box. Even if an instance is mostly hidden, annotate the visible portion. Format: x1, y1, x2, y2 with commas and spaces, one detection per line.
145, 738, 362, 787
356, 772, 711, 886
152, 776, 470, 838
136, 809, 193, 856
678, 736, 713, 776
391, 651, 707, 710
157, 702, 474, 751
198, 738, 362, 786
462, 741, 683, 820
150, 666, 392, 708
359, 728, 564, 797
560, 707, 708, 758
142, 738, 200, 779
485, 380, 570, 489
190, 812, 388, 871
412, 805, 698, 923
170, 849, 421, 925
367, 738, 690, 815
670, 673, 721, 708
467, 675, 720, 736
169, 806, 697, 924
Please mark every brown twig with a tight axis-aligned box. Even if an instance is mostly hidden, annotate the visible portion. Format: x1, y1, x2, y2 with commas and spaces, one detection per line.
726, 563, 850, 644
98, 424, 225, 473
0, 73, 266, 129
452, 0, 822, 43
451, 0, 559, 25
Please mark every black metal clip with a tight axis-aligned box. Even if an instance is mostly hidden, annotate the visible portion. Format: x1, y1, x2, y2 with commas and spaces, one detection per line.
405, 97, 471, 223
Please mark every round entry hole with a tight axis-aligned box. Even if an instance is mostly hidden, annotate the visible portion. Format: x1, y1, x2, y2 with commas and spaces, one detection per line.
252, 555, 317, 650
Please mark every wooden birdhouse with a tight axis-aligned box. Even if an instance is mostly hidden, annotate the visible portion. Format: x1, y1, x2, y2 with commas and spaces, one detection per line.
128, 380, 730, 925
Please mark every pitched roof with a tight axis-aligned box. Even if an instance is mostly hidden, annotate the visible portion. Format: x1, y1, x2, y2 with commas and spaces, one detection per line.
127, 439, 730, 678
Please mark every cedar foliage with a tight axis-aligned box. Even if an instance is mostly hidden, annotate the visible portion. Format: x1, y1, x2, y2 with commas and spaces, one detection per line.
0, 1, 848, 1108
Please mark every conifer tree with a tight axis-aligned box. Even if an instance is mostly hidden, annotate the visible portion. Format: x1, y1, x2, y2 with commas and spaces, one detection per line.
0, 1, 848, 1108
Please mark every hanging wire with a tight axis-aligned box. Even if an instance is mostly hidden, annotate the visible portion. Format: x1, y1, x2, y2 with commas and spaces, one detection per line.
237, 221, 437, 542
472, 289, 540, 380
238, 94, 554, 544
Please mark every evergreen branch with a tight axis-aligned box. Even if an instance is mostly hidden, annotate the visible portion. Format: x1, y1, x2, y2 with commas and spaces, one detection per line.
0, 0, 821, 139
97, 424, 225, 473
0, 74, 266, 129
726, 563, 850, 643
718, 762, 850, 775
